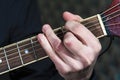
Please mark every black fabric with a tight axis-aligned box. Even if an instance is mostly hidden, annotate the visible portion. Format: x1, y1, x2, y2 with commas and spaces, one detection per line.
0, 0, 64, 80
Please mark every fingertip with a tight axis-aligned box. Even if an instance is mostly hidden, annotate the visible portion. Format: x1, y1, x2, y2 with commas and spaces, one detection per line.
42, 24, 51, 33
37, 33, 43, 42
63, 11, 75, 21
63, 11, 82, 21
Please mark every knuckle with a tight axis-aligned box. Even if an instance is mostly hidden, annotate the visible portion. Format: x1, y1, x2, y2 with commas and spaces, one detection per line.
53, 39, 62, 51
63, 34, 73, 47
65, 21, 82, 30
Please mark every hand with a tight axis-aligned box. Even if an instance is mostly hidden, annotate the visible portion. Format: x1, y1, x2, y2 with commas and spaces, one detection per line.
37, 11, 101, 80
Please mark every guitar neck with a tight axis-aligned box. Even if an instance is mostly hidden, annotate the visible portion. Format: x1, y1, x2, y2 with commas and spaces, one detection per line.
0, 14, 107, 75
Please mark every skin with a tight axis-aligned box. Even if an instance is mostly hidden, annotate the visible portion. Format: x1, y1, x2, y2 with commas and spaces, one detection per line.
37, 11, 101, 80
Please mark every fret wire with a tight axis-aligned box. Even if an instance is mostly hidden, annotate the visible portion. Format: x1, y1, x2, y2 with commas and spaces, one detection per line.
0, 42, 40, 59
4, 40, 37, 53
1, 22, 102, 59
2, 7, 119, 74
2, 40, 38, 58
4, 25, 103, 63
82, 19, 99, 26
1, 46, 43, 64
30, 37, 38, 59
1, 12, 120, 62
58, 27, 102, 38
3, 47, 11, 70
17, 42, 24, 64
1, 15, 104, 59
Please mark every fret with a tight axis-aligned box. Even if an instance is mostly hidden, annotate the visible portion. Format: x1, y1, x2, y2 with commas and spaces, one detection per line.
3, 47, 10, 70
18, 38, 37, 64
4, 44, 22, 69
81, 14, 107, 38
17, 43, 24, 64
54, 27, 67, 40
0, 48, 9, 74
30, 37, 38, 60
53, 15, 107, 39
32, 37, 47, 59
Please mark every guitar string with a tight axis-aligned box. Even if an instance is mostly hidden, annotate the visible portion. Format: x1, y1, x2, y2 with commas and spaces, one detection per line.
100, 2, 120, 15
0, 41, 40, 59
105, 22, 120, 26
0, 47, 43, 66
0, 3, 120, 55
0, 2, 120, 65
1, 21, 120, 68
0, 2, 120, 57
102, 10, 120, 22
0, 1, 120, 57
0, 22, 101, 64
0, 19, 120, 62
101, 8, 120, 19
0, 20, 100, 58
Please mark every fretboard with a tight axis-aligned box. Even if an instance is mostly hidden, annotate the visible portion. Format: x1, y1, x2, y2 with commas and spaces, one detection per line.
0, 14, 107, 75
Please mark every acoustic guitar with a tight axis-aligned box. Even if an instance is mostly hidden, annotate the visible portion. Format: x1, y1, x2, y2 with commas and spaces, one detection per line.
0, 0, 120, 75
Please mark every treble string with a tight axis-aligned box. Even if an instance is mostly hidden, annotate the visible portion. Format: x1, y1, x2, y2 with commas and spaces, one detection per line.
102, 8, 120, 19
100, 2, 120, 22
100, 2, 120, 15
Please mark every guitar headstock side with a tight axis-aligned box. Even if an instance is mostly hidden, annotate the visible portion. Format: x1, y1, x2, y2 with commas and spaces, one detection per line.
101, 0, 120, 37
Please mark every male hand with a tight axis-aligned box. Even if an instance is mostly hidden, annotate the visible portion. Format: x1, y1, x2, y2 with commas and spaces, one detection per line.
37, 11, 101, 80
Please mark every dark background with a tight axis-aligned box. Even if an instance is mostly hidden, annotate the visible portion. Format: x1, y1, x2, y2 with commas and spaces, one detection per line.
37, 0, 120, 80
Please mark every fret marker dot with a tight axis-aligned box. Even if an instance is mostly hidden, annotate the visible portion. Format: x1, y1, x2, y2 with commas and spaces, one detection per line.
0, 59, 2, 63
25, 49, 29, 54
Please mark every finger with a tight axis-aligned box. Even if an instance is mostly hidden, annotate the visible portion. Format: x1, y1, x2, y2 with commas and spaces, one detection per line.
40, 25, 84, 73
64, 21, 100, 49
42, 24, 75, 64
63, 32, 93, 66
63, 11, 82, 21
37, 33, 66, 68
